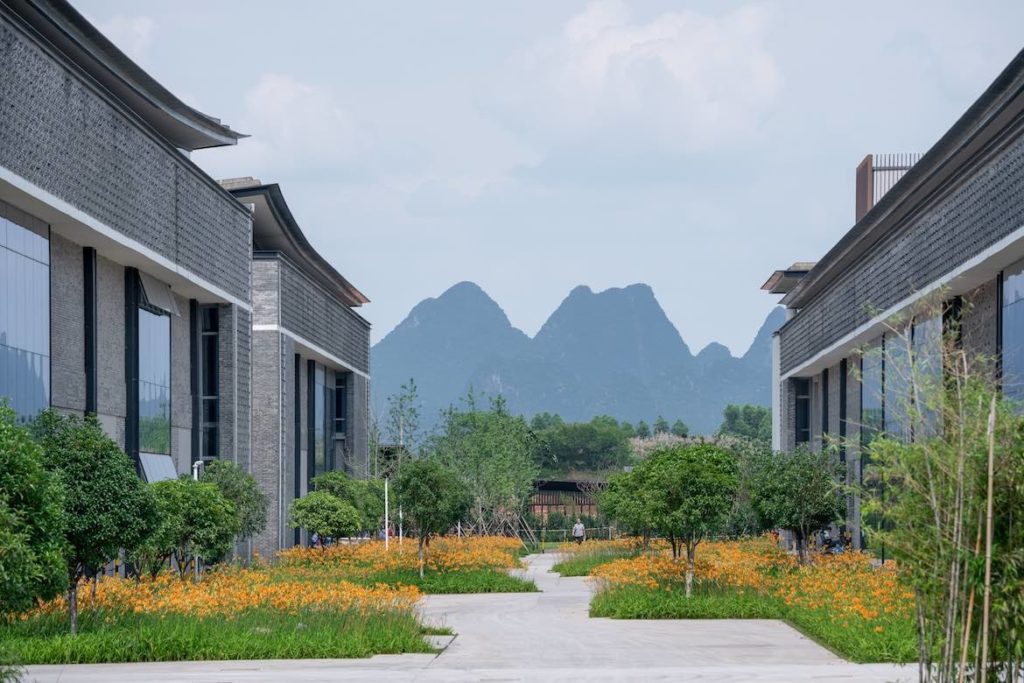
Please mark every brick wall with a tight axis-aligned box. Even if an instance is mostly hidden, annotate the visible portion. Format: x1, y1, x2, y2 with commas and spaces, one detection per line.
0, 13, 251, 302
50, 233, 84, 413
780, 134, 1024, 374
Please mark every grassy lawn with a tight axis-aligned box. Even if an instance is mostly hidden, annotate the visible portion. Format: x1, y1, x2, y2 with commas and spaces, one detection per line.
551, 543, 640, 577
1, 609, 432, 665
581, 537, 918, 664
2, 536, 532, 666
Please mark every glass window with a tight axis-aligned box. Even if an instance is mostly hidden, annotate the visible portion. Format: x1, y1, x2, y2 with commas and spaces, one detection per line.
861, 338, 884, 446
334, 375, 348, 437
912, 314, 943, 435
138, 307, 171, 454
200, 306, 219, 459
885, 332, 912, 442
794, 378, 810, 444
1003, 261, 1024, 403
313, 364, 326, 478
0, 204, 50, 424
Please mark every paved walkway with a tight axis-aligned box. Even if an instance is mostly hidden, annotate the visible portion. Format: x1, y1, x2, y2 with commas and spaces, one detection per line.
25, 553, 913, 682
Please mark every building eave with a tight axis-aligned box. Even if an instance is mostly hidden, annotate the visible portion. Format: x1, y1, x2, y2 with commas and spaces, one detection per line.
9, 0, 245, 150
786, 47, 1024, 310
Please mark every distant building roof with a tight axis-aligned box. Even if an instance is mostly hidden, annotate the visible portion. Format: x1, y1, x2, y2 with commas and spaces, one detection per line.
761, 262, 816, 295
10, 0, 245, 150
224, 179, 369, 307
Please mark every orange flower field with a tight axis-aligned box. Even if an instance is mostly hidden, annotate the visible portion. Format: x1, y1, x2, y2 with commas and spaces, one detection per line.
589, 535, 917, 649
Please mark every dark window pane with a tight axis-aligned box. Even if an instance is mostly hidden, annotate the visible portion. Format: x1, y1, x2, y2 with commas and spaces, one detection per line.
202, 334, 218, 396
201, 306, 219, 334
203, 425, 218, 459
861, 339, 884, 446
138, 307, 170, 454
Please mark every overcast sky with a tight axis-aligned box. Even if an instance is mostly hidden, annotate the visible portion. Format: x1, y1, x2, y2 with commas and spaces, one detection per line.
78, 1, 1024, 354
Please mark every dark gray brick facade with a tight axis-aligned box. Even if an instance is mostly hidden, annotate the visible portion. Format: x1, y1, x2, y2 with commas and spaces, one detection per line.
279, 258, 370, 374
50, 232, 85, 413
0, 14, 251, 302
780, 134, 1024, 374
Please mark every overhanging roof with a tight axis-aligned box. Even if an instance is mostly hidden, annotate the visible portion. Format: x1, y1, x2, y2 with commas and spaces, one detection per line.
783, 47, 1024, 310
8, 0, 244, 150
761, 262, 816, 294
226, 180, 370, 307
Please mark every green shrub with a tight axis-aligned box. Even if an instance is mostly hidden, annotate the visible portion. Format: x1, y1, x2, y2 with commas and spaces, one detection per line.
289, 491, 362, 541
201, 460, 269, 542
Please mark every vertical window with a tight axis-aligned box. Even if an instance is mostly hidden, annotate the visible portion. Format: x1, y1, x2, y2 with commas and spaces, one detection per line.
1002, 262, 1024, 403
200, 307, 219, 459
334, 375, 348, 438
0, 202, 50, 424
794, 378, 810, 444
861, 338, 884, 446
912, 314, 942, 435
313, 364, 326, 478
138, 307, 171, 455
885, 331, 911, 442
821, 368, 829, 439
839, 359, 848, 462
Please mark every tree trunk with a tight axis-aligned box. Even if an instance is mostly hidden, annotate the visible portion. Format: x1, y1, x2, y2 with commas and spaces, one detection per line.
418, 536, 426, 579
68, 582, 79, 635
685, 543, 696, 598
796, 530, 807, 565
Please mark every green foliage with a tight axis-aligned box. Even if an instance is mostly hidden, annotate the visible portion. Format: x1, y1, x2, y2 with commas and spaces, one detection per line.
634, 420, 651, 438
653, 416, 670, 434
32, 411, 157, 633
552, 545, 639, 577
601, 467, 657, 536
619, 422, 635, 437
355, 568, 536, 594
529, 412, 563, 431
310, 471, 384, 533
135, 478, 240, 578
747, 445, 842, 561
1, 608, 431, 663
535, 415, 632, 474
429, 394, 537, 533
717, 404, 771, 444
384, 379, 421, 460
670, 419, 689, 437
288, 492, 363, 540
200, 460, 269, 541
0, 405, 65, 614
395, 459, 470, 577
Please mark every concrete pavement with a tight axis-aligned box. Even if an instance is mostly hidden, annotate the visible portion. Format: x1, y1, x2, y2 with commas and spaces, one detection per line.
23, 553, 914, 682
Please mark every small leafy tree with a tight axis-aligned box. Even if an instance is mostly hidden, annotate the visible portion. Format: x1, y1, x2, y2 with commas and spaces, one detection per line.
634, 420, 651, 438
385, 379, 421, 467
137, 477, 240, 579
717, 404, 771, 444
670, 419, 689, 438
201, 460, 269, 542
395, 460, 470, 578
645, 444, 739, 596
653, 416, 670, 435
33, 411, 157, 633
310, 471, 385, 533
289, 492, 362, 543
747, 446, 842, 563
601, 466, 657, 543
0, 405, 65, 614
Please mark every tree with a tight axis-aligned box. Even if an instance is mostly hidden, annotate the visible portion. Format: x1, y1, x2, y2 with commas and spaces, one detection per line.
653, 416, 670, 435
530, 412, 563, 431
33, 411, 157, 633
385, 379, 421, 469
289, 492, 362, 542
747, 446, 841, 563
645, 444, 739, 596
670, 420, 689, 438
135, 477, 239, 579
619, 422, 635, 438
395, 460, 470, 578
537, 416, 632, 474
634, 420, 651, 438
429, 395, 538, 534
601, 467, 657, 541
0, 405, 65, 614
717, 404, 771, 444
310, 470, 384, 533
201, 460, 269, 542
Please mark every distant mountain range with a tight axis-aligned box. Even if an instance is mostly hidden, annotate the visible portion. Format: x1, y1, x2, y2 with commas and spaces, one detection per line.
371, 282, 785, 435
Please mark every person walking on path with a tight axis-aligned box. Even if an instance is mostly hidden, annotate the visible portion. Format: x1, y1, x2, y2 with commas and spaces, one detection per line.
572, 519, 585, 544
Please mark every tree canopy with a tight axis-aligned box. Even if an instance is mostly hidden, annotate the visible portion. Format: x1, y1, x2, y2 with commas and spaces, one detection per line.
395, 459, 470, 577
310, 470, 385, 533
201, 459, 268, 542
717, 404, 772, 444
0, 405, 65, 614
534, 415, 632, 474
289, 491, 363, 542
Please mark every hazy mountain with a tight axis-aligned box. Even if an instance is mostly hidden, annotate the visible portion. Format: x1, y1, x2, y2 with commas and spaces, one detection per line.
370, 282, 784, 435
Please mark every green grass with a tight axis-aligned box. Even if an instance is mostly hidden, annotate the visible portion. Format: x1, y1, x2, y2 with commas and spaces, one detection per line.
356, 568, 537, 594
1, 608, 433, 664
551, 546, 638, 577
589, 582, 917, 663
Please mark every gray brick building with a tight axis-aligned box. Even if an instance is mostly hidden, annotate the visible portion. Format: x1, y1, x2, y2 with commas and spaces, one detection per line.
1, 0, 372, 559
764, 49, 1024, 547
223, 179, 371, 558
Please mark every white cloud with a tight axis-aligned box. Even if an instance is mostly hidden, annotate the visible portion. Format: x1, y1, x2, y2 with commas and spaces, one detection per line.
495, 0, 783, 154
198, 73, 364, 179
96, 15, 155, 66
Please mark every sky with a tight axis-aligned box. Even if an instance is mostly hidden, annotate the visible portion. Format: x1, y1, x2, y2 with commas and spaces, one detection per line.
77, 0, 1024, 355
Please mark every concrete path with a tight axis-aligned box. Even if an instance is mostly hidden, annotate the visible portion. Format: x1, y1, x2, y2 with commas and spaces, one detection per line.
24, 553, 914, 682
